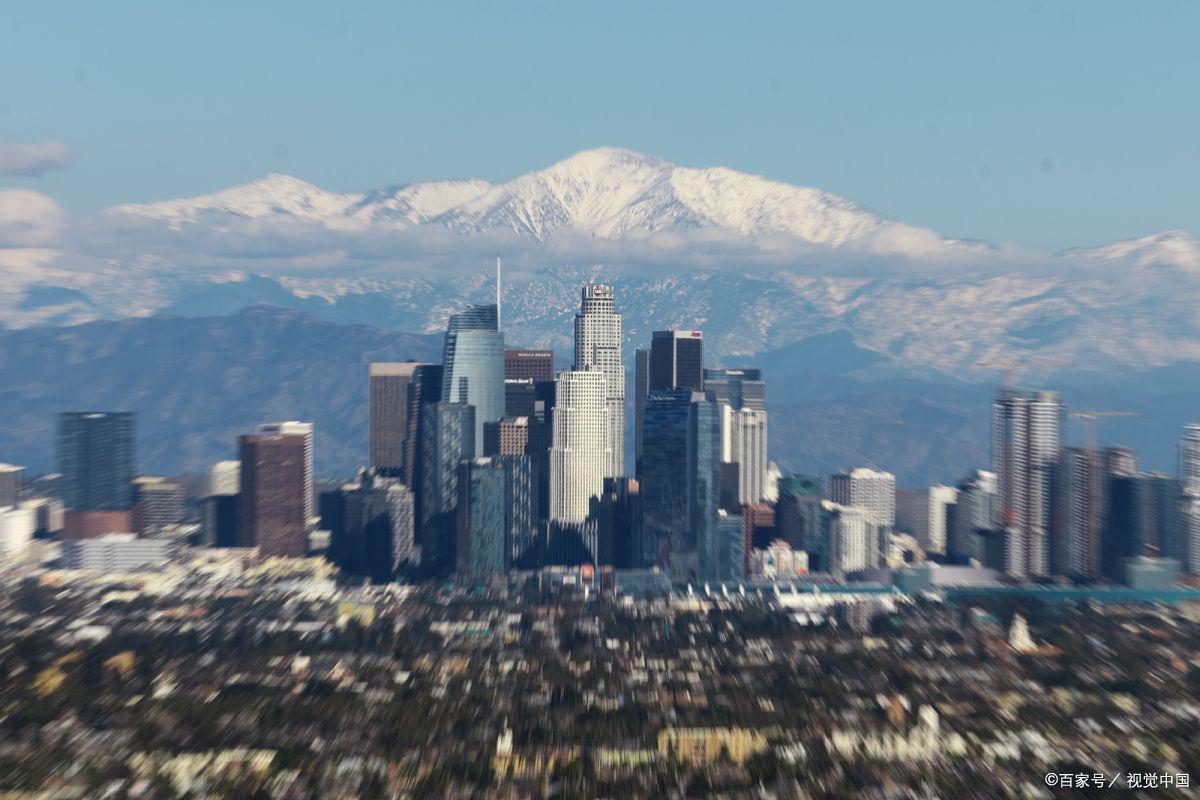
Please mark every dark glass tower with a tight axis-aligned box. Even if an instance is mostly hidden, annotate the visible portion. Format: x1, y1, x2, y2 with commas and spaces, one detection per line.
639, 389, 692, 567
420, 402, 475, 573
649, 330, 704, 392
57, 412, 136, 511
456, 455, 533, 575
703, 367, 765, 411
689, 393, 722, 581
1103, 473, 1183, 581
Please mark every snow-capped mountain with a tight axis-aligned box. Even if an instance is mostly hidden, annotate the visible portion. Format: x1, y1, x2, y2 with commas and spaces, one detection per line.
6, 146, 1200, 384
1060, 229, 1200, 274
112, 147, 963, 256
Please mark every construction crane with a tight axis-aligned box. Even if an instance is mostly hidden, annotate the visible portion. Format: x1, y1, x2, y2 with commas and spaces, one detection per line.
1068, 410, 1138, 451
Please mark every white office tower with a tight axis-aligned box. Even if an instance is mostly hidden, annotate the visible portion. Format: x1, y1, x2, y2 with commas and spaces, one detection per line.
549, 370, 611, 523
823, 501, 874, 575
1181, 494, 1200, 575
723, 407, 768, 504
208, 460, 241, 496
574, 284, 625, 477
258, 421, 314, 523
0, 505, 36, 561
926, 485, 957, 555
897, 485, 959, 555
992, 388, 1062, 577
1180, 424, 1200, 495
827, 467, 896, 528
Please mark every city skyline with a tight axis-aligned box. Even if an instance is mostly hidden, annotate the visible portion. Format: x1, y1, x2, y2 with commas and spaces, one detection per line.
5, 6, 1200, 796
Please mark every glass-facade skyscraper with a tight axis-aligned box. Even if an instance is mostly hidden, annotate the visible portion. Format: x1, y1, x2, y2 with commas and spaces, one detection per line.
690, 393, 722, 581
420, 402, 475, 572
992, 387, 1063, 577
649, 330, 704, 392
441, 304, 504, 456
57, 411, 136, 511
639, 389, 692, 568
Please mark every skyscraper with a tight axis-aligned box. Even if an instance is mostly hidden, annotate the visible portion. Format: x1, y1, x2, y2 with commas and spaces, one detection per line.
702, 367, 769, 506
1180, 494, 1200, 575
1103, 473, 1183, 581
369, 362, 422, 475
895, 485, 958, 556
442, 305, 504, 455
420, 402, 475, 572
822, 501, 874, 575
132, 476, 185, 538
1180, 424, 1200, 495
590, 477, 642, 569
827, 468, 896, 529
1102, 445, 1138, 478
504, 349, 554, 383
776, 476, 824, 556
703, 368, 766, 411
634, 348, 650, 466
574, 284, 625, 476
484, 416, 531, 457
639, 388, 693, 567
403, 363, 443, 528
504, 378, 536, 417
649, 330, 704, 392
456, 455, 534, 575
329, 469, 415, 583
948, 470, 997, 563
57, 412, 136, 511
257, 421, 314, 523
0, 464, 23, 509
549, 370, 610, 523
724, 407, 768, 505
689, 392, 722, 582
204, 460, 240, 548
238, 432, 309, 557
992, 387, 1063, 577
1050, 447, 1101, 578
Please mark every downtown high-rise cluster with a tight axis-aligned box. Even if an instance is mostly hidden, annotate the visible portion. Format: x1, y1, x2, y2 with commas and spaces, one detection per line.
5, 280, 1200, 591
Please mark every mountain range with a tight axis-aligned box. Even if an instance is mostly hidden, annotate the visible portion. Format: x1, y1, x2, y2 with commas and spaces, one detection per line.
1, 148, 1198, 484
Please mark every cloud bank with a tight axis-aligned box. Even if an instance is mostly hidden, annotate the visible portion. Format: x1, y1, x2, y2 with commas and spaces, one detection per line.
0, 140, 74, 177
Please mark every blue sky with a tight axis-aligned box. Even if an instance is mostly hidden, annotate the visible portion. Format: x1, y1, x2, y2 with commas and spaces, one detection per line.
1, 1, 1197, 250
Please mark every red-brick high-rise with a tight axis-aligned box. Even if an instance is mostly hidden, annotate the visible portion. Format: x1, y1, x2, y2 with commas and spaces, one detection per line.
238, 433, 308, 557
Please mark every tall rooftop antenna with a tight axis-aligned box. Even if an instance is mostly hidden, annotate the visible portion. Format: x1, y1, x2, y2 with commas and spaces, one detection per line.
496, 254, 502, 328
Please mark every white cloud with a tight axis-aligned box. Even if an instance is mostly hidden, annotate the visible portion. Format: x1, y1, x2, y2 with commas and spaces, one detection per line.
0, 140, 74, 177
0, 189, 65, 247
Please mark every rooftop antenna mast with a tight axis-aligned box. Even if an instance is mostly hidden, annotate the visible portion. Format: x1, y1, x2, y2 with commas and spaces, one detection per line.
496, 254, 502, 328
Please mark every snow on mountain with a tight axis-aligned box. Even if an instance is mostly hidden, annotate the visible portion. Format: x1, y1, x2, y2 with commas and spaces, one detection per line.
347, 179, 493, 226
430, 147, 932, 251
1060, 229, 1200, 273
108, 147, 963, 255
114, 174, 362, 227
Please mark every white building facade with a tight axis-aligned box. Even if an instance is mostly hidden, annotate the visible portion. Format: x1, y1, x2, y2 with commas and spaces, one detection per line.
723, 407, 768, 505
992, 388, 1062, 577
1180, 424, 1200, 496
574, 284, 625, 478
549, 370, 611, 523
